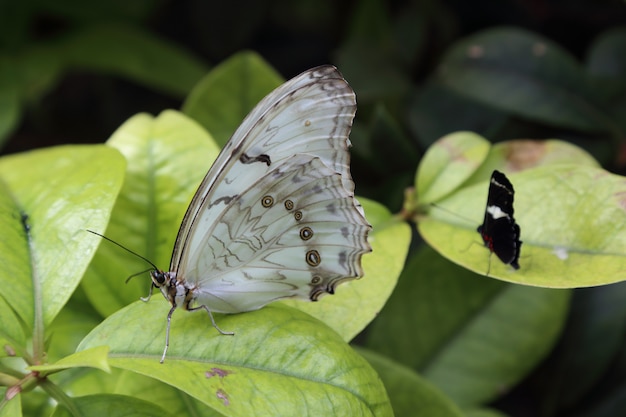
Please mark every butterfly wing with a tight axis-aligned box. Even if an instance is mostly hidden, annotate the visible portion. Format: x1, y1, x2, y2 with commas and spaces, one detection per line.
171, 65, 370, 312
183, 154, 370, 313
477, 170, 521, 268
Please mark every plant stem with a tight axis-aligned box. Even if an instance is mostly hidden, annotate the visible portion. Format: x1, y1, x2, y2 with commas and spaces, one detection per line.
40, 378, 81, 416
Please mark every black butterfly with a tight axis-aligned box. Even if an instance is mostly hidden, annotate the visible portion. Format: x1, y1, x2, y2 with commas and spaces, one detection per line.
477, 170, 522, 269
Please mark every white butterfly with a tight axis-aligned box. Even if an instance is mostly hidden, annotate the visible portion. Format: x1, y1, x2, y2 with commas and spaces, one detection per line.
145, 65, 371, 362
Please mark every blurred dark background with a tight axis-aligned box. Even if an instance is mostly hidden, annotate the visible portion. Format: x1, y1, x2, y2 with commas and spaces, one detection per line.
2, 0, 624, 159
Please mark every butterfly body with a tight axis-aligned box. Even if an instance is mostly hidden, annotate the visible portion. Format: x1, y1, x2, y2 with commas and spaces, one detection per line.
143, 66, 371, 361
477, 170, 521, 269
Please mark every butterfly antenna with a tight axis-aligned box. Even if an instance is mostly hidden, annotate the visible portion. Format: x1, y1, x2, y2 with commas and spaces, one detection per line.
125, 268, 154, 284
85, 229, 159, 271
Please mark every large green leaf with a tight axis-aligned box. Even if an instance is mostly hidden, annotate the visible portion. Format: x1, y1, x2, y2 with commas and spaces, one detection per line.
367, 245, 570, 407
78, 302, 391, 416
182, 51, 283, 147
0, 145, 125, 340
413, 133, 624, 287
421, 164, 626, 287
438, 27, 613, 133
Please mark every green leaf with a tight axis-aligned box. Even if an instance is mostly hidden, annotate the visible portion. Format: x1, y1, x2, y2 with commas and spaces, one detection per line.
414, 133, 609, 286
437, 27, 613, 133
414, 133, 599, 208
78, 302, 392, 416
11, 390, 50, 416
586, 28, 626, 136
60, 24, 208, 97
82, 110, 221, 317
49, 368, 218, 416
415, 131, 490, 204
421, 163, 626, 287
367, 246, 570, 407
423, 284, 569, 406
0, 295, 24, 358
51, 394, 175, 417
281, 198, 410, 341
358, 347, 464, 417
48, 367, 123, 400
535, 283, 626, 413
12, 45, 64, 104
0, 145, 125, 331
480, 138, 599, 171
182, 51, 283, 147
29, 346, 110, 375
407, 80, 509, 147
114, 371, 222, 417
0, 392, 21, 417
0, 179, 28, 356
587, 27, 626, 78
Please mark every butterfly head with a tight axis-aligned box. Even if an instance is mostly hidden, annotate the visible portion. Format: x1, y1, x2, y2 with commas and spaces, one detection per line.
149, 270, 189, 308
150, 270, 175, 289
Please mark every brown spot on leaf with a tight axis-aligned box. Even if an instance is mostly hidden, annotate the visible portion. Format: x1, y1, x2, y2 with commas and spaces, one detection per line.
205, 367, 233, 379
504, 140, 547, 170
216, 389, 230, 406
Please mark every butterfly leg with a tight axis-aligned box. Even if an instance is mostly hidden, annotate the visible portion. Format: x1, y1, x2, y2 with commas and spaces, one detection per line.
160, 305, 177, 363
140, 282, 155, 302
189, 305, 235, 336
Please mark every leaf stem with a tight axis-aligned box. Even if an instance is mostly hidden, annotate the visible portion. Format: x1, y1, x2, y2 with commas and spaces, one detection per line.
0, 372, 20, 387
40, 378, 81, 416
